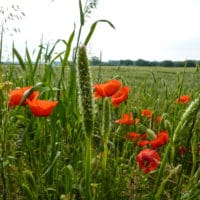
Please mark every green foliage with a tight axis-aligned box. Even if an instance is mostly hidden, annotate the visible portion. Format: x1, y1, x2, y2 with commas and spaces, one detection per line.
22, 170, 38, 200
84, 19, 115, 46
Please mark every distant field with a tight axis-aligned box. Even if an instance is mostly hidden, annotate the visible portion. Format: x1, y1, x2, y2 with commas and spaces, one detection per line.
3, 65, 200, 101
91, 66, 200, 108
91, 66, 199, 83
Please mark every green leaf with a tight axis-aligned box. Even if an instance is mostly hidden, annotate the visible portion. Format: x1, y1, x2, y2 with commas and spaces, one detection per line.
50, 51, 65, 65
33, 44, 44, 75
19, 82, 44, 105
25, 46, 33, 72
84, 19, 115, 46
45, 40, 60, 63
41, 151, 61, 178
79, 0, 84, 26
22, 183, 38, 200
61, 29, 75, 68
13, 47, 26, 71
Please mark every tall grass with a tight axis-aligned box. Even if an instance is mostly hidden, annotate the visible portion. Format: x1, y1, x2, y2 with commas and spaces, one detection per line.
1, 63, 200, 200
1, 1, 200, 200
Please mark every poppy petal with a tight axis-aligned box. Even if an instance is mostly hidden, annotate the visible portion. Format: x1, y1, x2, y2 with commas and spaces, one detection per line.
26, 99, 58, 117
175, 95, 191, 104
93, 79, 121, 98
111, 86, 130, 107
8, 86, 35, 107
149, 130, 169, 148
136, 148, 160, 173
141, 109, 153, 118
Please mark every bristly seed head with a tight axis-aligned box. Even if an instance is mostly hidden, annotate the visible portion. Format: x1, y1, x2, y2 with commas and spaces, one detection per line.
77, 45, 94, 136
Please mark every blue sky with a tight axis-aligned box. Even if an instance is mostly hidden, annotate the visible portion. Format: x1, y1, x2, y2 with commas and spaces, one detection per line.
2, 0, 200, 61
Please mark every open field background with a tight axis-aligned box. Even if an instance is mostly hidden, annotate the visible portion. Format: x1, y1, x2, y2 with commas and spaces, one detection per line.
92, 66, 200, 112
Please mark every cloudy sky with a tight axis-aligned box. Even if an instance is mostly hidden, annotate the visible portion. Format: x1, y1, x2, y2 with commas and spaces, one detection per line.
1, 0, 200, 61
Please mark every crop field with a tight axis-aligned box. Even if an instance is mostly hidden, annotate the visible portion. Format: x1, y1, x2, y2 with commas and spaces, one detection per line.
0, 61, 200, 199
92, 66, 200, 109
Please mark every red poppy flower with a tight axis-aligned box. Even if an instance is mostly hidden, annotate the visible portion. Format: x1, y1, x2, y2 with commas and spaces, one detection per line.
136, 148, 160, 173
156, 116, 162, 123
141, 109, 152, 118
93, 79, 121, 99
175, 95, 190, 104
8, 86, 39, 108
149, 130, 169, 148
115, 114, 140, 125
128, 132, 147, 141
178, 146, 187, 156
26, 99, 58, 117
111, 86, 130, 108
138, 140, 150, 147
125, 132, 148, 146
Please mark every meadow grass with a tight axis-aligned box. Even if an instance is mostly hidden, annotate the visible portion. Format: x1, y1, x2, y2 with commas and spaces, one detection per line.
0, 63, 200, 199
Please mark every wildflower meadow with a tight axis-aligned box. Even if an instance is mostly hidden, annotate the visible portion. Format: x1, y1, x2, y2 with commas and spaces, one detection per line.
0, 1, 200, 199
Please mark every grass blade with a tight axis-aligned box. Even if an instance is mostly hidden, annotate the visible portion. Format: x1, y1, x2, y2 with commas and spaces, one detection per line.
41, 151, 61, 178
25, 46, 33, 73
79, 0, 84, 26
84, 19, 115, 46
13, 46, 26, 71
33, 44, 43, 75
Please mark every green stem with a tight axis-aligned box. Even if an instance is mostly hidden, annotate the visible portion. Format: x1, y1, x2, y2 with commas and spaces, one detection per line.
101, 98, 111, 175
85, 135, 92, 199
0, 25, 3, 84
67, 26, 82, 114
153, 142, 171, 196
153, 96, 200, 197
102, 140, 108, 173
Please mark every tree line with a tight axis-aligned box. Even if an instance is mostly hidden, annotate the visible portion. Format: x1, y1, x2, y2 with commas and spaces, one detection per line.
90, 57, 200, 67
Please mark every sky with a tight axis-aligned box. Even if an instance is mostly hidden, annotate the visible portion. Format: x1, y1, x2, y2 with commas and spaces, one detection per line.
1, 0, 200, 62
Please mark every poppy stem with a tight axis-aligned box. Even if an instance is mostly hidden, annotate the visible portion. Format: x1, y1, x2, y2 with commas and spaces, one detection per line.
101, 98, 111, 174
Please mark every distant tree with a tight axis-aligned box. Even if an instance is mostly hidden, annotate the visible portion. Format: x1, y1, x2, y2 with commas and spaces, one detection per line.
135, 59, 150, 66
174, 61, 185, 67
160, 60, 174, 67
119, 59, 133, 66
107, 60, 120, 66
90, 56, 101, 65
149, 61, 159, 66
186, 60, 196, 67
90, 58, 200, 67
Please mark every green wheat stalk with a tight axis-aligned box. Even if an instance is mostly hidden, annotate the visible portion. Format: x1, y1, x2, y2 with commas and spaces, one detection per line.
77, 45, 94, 136
153, 95, 200, 197
154, 165, 182, 200
101, 98, 111, 174
77, 45, 94, 199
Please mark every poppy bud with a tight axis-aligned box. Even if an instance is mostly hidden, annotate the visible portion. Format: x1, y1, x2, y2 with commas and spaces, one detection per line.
146, 128, 157, 140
